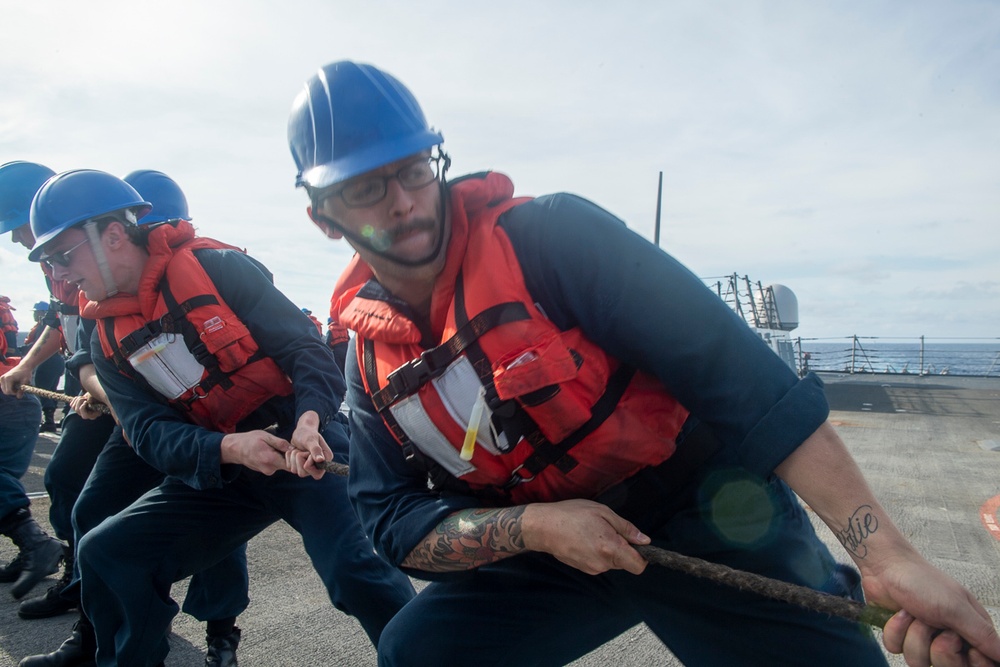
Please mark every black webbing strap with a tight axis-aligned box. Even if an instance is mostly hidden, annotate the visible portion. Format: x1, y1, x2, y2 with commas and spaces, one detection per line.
502, 362, 637, 489
113, 293, 219, 360
103, 317, 135, 374
363, 338, 431, 469
370, 301, 530, 411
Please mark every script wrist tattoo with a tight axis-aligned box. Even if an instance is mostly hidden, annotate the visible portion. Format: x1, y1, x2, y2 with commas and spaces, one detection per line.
835, 505, 880, 559
403, 506, 527, 572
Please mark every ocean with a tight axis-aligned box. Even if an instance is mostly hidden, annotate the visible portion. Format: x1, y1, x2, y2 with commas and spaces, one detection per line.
796, 339, 1000, 377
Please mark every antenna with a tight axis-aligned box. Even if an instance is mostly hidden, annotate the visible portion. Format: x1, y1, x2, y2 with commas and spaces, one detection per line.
654, 171, 663, 247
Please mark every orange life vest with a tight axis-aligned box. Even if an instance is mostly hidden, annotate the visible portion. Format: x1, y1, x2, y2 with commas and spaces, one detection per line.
334, 173, 690, 504
83, 221, 294, 433
325, 318, 349, 348
0, 296, 17, 335
0, 326, 14, 370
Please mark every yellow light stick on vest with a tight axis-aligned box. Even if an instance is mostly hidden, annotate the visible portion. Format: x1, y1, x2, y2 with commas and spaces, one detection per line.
460, 386, 487, 461
129, 340, 169, 365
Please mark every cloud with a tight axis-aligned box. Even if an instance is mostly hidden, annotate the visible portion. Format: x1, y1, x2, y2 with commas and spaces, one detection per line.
1, 0, 998, 340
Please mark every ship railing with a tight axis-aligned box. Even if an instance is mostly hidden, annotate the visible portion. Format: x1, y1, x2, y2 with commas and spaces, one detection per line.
792, 335, 1000, 378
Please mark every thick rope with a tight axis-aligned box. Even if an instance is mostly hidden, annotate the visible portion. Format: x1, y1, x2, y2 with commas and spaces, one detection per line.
319, 460, 895, 629
633, 544, 894, 629
19, 385, 112, 415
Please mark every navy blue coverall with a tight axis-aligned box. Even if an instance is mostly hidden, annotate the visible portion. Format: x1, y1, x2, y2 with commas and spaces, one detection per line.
346, 187, 889, 667
79, 248, 414, 666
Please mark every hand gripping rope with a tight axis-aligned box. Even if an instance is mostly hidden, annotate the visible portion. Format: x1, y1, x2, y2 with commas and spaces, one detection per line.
19, 385, 112, 415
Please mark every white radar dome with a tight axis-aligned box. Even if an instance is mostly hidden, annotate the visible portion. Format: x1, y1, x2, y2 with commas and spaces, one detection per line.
768, 284, 798, 331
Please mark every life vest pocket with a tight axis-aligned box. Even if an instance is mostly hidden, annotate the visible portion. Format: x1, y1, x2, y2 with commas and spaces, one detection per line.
492, 334, 578, 398
492, 331, 609, 443
127, 333, 206, 399
197, 314, 253, 372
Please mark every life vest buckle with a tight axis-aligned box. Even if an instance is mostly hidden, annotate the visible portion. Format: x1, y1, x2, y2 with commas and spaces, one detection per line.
385, 349, 438, 398
117, 321, 163, 356
503, 464, 535, 490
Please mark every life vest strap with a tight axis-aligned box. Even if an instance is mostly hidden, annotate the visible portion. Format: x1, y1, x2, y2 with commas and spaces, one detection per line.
372, 301, 530, 411
503, 363, 637, 488
113, 294, 219, 361
53, 301, 79, 316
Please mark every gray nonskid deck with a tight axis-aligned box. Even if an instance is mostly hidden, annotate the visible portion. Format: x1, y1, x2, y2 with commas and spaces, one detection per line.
2, 374, 998, 665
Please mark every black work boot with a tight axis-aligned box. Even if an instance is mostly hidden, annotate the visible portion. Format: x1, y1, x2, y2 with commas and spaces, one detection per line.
18, 616, 96, 667
0, 550, 25, 583
0, 508, 64, 599
19, 544, 78, 619
205, 626, 241, 667
40, 408, 59, 433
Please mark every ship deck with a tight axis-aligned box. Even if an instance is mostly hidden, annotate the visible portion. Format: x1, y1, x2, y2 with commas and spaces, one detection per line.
2, 372, 999, 665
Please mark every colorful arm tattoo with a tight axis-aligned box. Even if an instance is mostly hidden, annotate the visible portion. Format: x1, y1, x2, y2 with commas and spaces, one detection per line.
402, 505, 528, 572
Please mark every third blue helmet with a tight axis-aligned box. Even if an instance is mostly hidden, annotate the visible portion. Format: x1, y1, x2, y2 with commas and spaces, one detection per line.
123, 170, 191, 225
288, 60, 444, 191
28, 170, 151, 261
0, 161, 56, 234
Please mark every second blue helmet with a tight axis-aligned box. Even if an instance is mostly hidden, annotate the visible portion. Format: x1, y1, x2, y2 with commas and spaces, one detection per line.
123, 170, 191, 225
0, 161, 56, 235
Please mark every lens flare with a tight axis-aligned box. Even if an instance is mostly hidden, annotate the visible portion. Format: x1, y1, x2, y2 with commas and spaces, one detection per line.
706, 475, 775, 546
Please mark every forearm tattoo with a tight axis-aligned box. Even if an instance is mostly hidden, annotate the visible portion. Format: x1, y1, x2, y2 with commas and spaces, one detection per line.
403, 506, 527, 572
835, 505, 879, 559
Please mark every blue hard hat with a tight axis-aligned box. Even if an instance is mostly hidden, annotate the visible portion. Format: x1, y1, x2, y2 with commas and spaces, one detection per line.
33, 301, 49, 311
123, 170, 191, 225
300, 307, 312, 315
28, 170, 152, 262
288, 60, 444, 191
0, 161, 56, 234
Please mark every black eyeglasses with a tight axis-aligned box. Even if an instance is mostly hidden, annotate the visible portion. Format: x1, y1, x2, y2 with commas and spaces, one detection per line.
41, 238, 90, 269
329, 156, 440, 209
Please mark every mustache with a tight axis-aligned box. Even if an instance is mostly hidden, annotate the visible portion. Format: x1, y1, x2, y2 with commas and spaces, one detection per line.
364, 218, 437, 251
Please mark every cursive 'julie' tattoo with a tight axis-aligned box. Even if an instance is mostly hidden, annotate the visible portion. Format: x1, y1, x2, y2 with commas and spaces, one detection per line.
835, 505, 879, 559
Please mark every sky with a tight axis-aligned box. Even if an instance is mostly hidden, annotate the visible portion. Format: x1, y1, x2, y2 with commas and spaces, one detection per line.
1, 0, 998, 340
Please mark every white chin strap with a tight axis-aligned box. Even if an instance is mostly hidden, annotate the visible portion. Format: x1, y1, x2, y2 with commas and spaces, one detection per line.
83, 220, 119, 298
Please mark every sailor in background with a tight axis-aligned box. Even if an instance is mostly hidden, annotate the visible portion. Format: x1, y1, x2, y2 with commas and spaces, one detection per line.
0, 303, 62, 602
18, 170, 255, 667
23, 169, 414, 666
20, 301, 66, 433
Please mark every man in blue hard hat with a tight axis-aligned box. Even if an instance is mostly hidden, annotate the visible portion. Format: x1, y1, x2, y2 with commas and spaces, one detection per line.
0, 302, 54, 604
0, 162, 84, 604
22, 168, 413, 667
19, 170, 252, 667
289, 60, 1000, 667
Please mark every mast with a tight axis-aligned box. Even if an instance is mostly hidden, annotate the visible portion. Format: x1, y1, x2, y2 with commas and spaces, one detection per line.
653, 171, 663, 247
